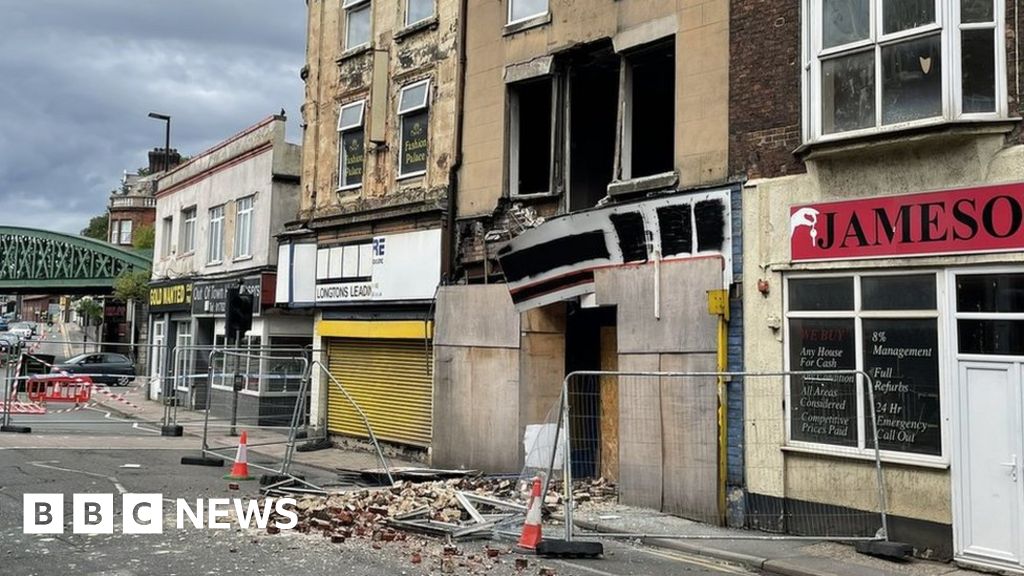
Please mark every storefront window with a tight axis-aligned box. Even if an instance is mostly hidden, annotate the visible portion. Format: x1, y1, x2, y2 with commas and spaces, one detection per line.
786, 273, 943, 459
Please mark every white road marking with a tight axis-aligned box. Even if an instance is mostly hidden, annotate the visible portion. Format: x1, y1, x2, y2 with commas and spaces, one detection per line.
549, 559, 621, 576
28, 461, 128, 494
636, 547, 752, 574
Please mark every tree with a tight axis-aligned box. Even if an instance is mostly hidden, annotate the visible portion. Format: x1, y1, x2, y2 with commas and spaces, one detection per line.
133, 224, 155, 250
113, 269, 151, 304
74, 296, 103, 326
81, 214, 109, 241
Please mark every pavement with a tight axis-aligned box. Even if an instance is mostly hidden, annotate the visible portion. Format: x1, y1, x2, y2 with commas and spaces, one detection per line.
569, 502, 978, 576
0, 323, 992, 576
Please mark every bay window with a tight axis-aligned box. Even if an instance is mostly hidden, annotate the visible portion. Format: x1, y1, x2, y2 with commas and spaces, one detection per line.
808, 0, 1004, 140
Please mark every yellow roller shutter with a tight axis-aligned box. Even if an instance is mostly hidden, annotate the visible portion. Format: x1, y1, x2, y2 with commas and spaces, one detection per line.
325, 338, 433, 447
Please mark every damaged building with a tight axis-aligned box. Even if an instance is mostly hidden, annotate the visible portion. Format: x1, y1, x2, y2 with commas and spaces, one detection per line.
435, 0, 740, 526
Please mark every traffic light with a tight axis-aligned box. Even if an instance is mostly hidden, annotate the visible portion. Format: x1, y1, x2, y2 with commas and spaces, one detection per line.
225, 287, 253, 336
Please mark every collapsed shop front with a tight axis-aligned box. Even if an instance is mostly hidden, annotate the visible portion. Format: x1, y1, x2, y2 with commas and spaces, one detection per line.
746, 176, 1024, 567
434, 188, 743, 524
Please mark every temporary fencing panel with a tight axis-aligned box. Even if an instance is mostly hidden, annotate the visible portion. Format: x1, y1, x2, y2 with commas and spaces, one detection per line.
325, 338, 433, 447
529, 370, 891, 544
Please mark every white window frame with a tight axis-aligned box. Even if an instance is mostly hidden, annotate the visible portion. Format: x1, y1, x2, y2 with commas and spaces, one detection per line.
783, 270, 951, 467
180, 207, 197, 255
109, 220, 120, 244
119, 219, 133, 245
161, 216, 174, 257
509, 78, 558, 197
337, 100, 366, 191
344, 0, 372, 51
507, 0, 548, 25
234, 195, 255, 260
207, 205, 225, 265
397, 78, 431, 179
803, 0, 1007, 143
405, 0, 434, 27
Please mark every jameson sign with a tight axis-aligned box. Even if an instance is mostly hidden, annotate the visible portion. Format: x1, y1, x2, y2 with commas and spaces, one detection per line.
791, 183, 1024, 261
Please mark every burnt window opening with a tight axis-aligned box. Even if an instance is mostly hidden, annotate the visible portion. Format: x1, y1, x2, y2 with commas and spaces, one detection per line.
568, 44, 620, 212
610, 212, 648, 263
695, 199, 726, 252
510, 78, 555, 196
657, 204, 693, 256
624, 38, 675, 179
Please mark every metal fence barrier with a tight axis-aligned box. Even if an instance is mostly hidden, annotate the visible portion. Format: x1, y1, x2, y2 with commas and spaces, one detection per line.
520, 370, 891, 544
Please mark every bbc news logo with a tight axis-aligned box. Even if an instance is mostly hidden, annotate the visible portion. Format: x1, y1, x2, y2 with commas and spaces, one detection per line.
23, 494, 298, 534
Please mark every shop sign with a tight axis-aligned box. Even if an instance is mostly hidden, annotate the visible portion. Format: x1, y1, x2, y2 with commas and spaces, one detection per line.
315, 229, 441, 304
791, 183, 1024, 262
192, 276, 262, 316
149, 282, 192, 312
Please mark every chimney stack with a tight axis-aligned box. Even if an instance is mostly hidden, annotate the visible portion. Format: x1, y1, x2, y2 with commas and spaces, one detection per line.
148, 148, 182, 174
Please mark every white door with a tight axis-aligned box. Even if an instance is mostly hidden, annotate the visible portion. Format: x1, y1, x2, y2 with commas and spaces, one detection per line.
953, 270, 1024, 571
150, 320, 165, 400
956, 361, 1022, 566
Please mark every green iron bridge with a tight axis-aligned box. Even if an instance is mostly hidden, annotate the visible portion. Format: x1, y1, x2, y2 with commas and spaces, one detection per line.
0, 226, 151, 293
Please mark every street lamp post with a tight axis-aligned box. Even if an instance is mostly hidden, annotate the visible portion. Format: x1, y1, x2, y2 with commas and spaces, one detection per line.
147, 112, 171, 172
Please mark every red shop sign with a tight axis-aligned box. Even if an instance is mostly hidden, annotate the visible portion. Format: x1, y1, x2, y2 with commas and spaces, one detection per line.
790, 183, 1024, 262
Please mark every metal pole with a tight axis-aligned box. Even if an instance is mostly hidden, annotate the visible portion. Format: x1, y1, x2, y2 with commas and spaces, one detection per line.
163, 119, 171, 172
562, 378, 573, 542
229, 331, 240, 437
864, 373, 890, 540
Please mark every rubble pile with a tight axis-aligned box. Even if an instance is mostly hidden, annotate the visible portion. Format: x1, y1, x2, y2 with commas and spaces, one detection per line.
270, 476, 617, 545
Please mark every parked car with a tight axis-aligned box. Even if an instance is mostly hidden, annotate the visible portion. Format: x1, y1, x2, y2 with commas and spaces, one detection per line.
9, 322, 33, 340
51, 353, 136, 386
0, 333, 20, 355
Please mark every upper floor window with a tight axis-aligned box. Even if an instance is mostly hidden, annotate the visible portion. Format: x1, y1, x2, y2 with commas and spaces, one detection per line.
234, 195, 255, 259
208, 205, 224, 265
337, 101, 366, 190
180, 206, 196, 254
119, 220, 133, 245
344, 0, 371, 50
161, 216, 173, 257
406, 0, 434, 26
509, 78, 555, 196
508, 0, 547, 24
398, 79, 430, 178
808, 0, 1004, 141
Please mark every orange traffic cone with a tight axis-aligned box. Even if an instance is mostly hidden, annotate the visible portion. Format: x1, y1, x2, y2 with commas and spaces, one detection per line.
518, 476, 544, 550
224, 431, 253, 481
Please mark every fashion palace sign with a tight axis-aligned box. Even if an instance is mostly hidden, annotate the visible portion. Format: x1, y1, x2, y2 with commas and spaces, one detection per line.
790, 183, 1024, 262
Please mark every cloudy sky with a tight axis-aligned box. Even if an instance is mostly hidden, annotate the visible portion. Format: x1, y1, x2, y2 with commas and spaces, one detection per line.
0, 1, 306, 234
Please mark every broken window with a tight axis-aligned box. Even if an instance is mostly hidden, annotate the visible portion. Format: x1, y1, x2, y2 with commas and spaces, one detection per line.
337, 100, 366, 189
811, 0, 1003, 139
398, 79, 430, 178
344, 0, 371, 50
623, 38, 675, 179
567, 45, 619, 211
509, 78, 555, 196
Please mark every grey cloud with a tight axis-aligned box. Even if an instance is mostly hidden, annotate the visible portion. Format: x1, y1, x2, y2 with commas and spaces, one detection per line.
0, 0, 306, 233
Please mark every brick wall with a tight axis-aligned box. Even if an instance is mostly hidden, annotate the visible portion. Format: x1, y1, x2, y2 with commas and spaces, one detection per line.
108, 208, 156, 246
729, 0, 804, 181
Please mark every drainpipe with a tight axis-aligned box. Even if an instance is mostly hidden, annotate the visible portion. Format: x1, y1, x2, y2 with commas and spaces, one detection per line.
707, 288, 730, 525
445, 0, 470, 283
